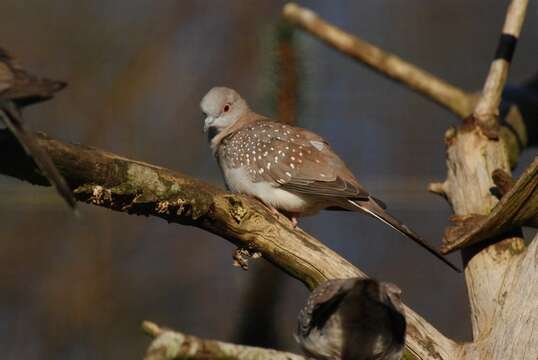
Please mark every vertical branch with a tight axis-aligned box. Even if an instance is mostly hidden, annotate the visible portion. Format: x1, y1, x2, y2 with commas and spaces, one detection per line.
439, 0, 529, 352
275, 20, 299, 125
474, 0, 529, 127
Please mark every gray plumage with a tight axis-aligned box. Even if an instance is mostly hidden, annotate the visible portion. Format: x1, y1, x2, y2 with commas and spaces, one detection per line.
0, 47, 75, 209
201, 86, 459, 272
295, 278, 406, 360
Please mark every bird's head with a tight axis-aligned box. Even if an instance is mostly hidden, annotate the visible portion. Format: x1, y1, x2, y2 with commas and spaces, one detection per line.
200, 86, 249, 141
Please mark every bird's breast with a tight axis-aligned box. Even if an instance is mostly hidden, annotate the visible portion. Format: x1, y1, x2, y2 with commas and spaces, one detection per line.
220, 165, 319, 215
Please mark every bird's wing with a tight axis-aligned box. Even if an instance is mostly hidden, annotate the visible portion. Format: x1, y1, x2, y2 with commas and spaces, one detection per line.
239, 120, 369, 199
0, 47, 66, 106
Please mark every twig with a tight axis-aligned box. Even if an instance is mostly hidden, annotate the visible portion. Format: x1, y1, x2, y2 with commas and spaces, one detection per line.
0, 130, 460, 360
142, 321, 305, 360
283, 2, 474, 117
474, 0, 529, 127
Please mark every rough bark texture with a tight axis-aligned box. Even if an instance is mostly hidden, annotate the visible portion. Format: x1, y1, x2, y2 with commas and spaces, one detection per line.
458, 233, 538, 359
435, 116, 526, 342
0, 130, 459, 359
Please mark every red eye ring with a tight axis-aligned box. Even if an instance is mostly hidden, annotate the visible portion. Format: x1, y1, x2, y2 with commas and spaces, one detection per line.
223, 104, 230, 112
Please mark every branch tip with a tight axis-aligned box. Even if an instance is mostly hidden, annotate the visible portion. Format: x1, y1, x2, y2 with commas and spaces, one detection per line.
142, 321, 162, 337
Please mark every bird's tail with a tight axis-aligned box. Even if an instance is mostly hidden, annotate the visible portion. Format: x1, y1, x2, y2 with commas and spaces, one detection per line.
348, 199, 461, 272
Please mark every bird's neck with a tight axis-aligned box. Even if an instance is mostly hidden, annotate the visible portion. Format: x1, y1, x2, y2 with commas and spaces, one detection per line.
210, 111, 260, 155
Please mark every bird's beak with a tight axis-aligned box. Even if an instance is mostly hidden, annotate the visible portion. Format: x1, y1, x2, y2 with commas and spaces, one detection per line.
204, 116, 219, 142
203, 116, 213, 133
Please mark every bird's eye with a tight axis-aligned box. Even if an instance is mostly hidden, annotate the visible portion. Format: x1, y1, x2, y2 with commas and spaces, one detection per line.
223, 104, 231, 112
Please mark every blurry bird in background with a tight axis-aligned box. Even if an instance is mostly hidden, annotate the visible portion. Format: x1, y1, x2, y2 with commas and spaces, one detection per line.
501, 73, 538, 148
295, 278, 406, 360
0, 47, 75, 209
201, 86, 460, 272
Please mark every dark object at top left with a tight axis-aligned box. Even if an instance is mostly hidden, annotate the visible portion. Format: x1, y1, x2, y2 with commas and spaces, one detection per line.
0, 47, 75, 209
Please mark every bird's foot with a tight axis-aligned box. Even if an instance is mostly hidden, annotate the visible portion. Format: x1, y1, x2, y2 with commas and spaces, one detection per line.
290, 216, 298, 228
268, 204, 280, 216
249, 196, 299, 228
268, 206, 298, 228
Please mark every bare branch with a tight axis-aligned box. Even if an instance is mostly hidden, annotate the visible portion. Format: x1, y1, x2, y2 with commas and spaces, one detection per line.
473, 0, 528, 127
0, 130, 460, 360
142, 321, 305, 360
282, 2, 474, 117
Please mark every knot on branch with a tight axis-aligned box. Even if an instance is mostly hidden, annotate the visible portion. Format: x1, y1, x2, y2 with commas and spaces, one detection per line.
154, 198, 201, 220
233, 247, 262, 270
461, 115, 501, 141
224, 195, 249, 224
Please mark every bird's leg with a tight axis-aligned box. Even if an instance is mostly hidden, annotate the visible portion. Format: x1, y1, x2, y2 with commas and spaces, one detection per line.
267, 204, 280, 216
282, 211, 300, 228
250, 196, 280, 216
249, 196, 299, 228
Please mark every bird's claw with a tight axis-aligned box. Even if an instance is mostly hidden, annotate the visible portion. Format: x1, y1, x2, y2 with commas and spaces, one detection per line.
291, 217, 298, 228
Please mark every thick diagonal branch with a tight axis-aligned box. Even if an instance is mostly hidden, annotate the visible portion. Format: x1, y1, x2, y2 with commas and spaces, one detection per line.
0, 130, 459, 360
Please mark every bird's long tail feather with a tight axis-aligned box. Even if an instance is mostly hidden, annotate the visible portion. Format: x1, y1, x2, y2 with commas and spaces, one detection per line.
348, 199, 460, 272
1, 103, 77, 210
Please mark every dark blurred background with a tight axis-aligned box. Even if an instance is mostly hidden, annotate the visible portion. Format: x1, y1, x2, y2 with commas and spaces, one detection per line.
0, 1, 537, 359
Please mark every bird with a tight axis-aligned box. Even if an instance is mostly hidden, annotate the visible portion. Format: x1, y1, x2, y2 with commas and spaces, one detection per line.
200, 86, 459, 272
295, 278, 406, 360
0, 47, 75, 209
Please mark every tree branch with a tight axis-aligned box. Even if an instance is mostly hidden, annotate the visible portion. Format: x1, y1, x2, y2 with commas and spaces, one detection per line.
0, 130, 460, 360
142, 321, 305, 360
282, 2, 474, 118
474, 0, 529, 128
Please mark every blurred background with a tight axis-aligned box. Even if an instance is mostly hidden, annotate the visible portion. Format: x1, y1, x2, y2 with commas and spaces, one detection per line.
0, 1, 537, 359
